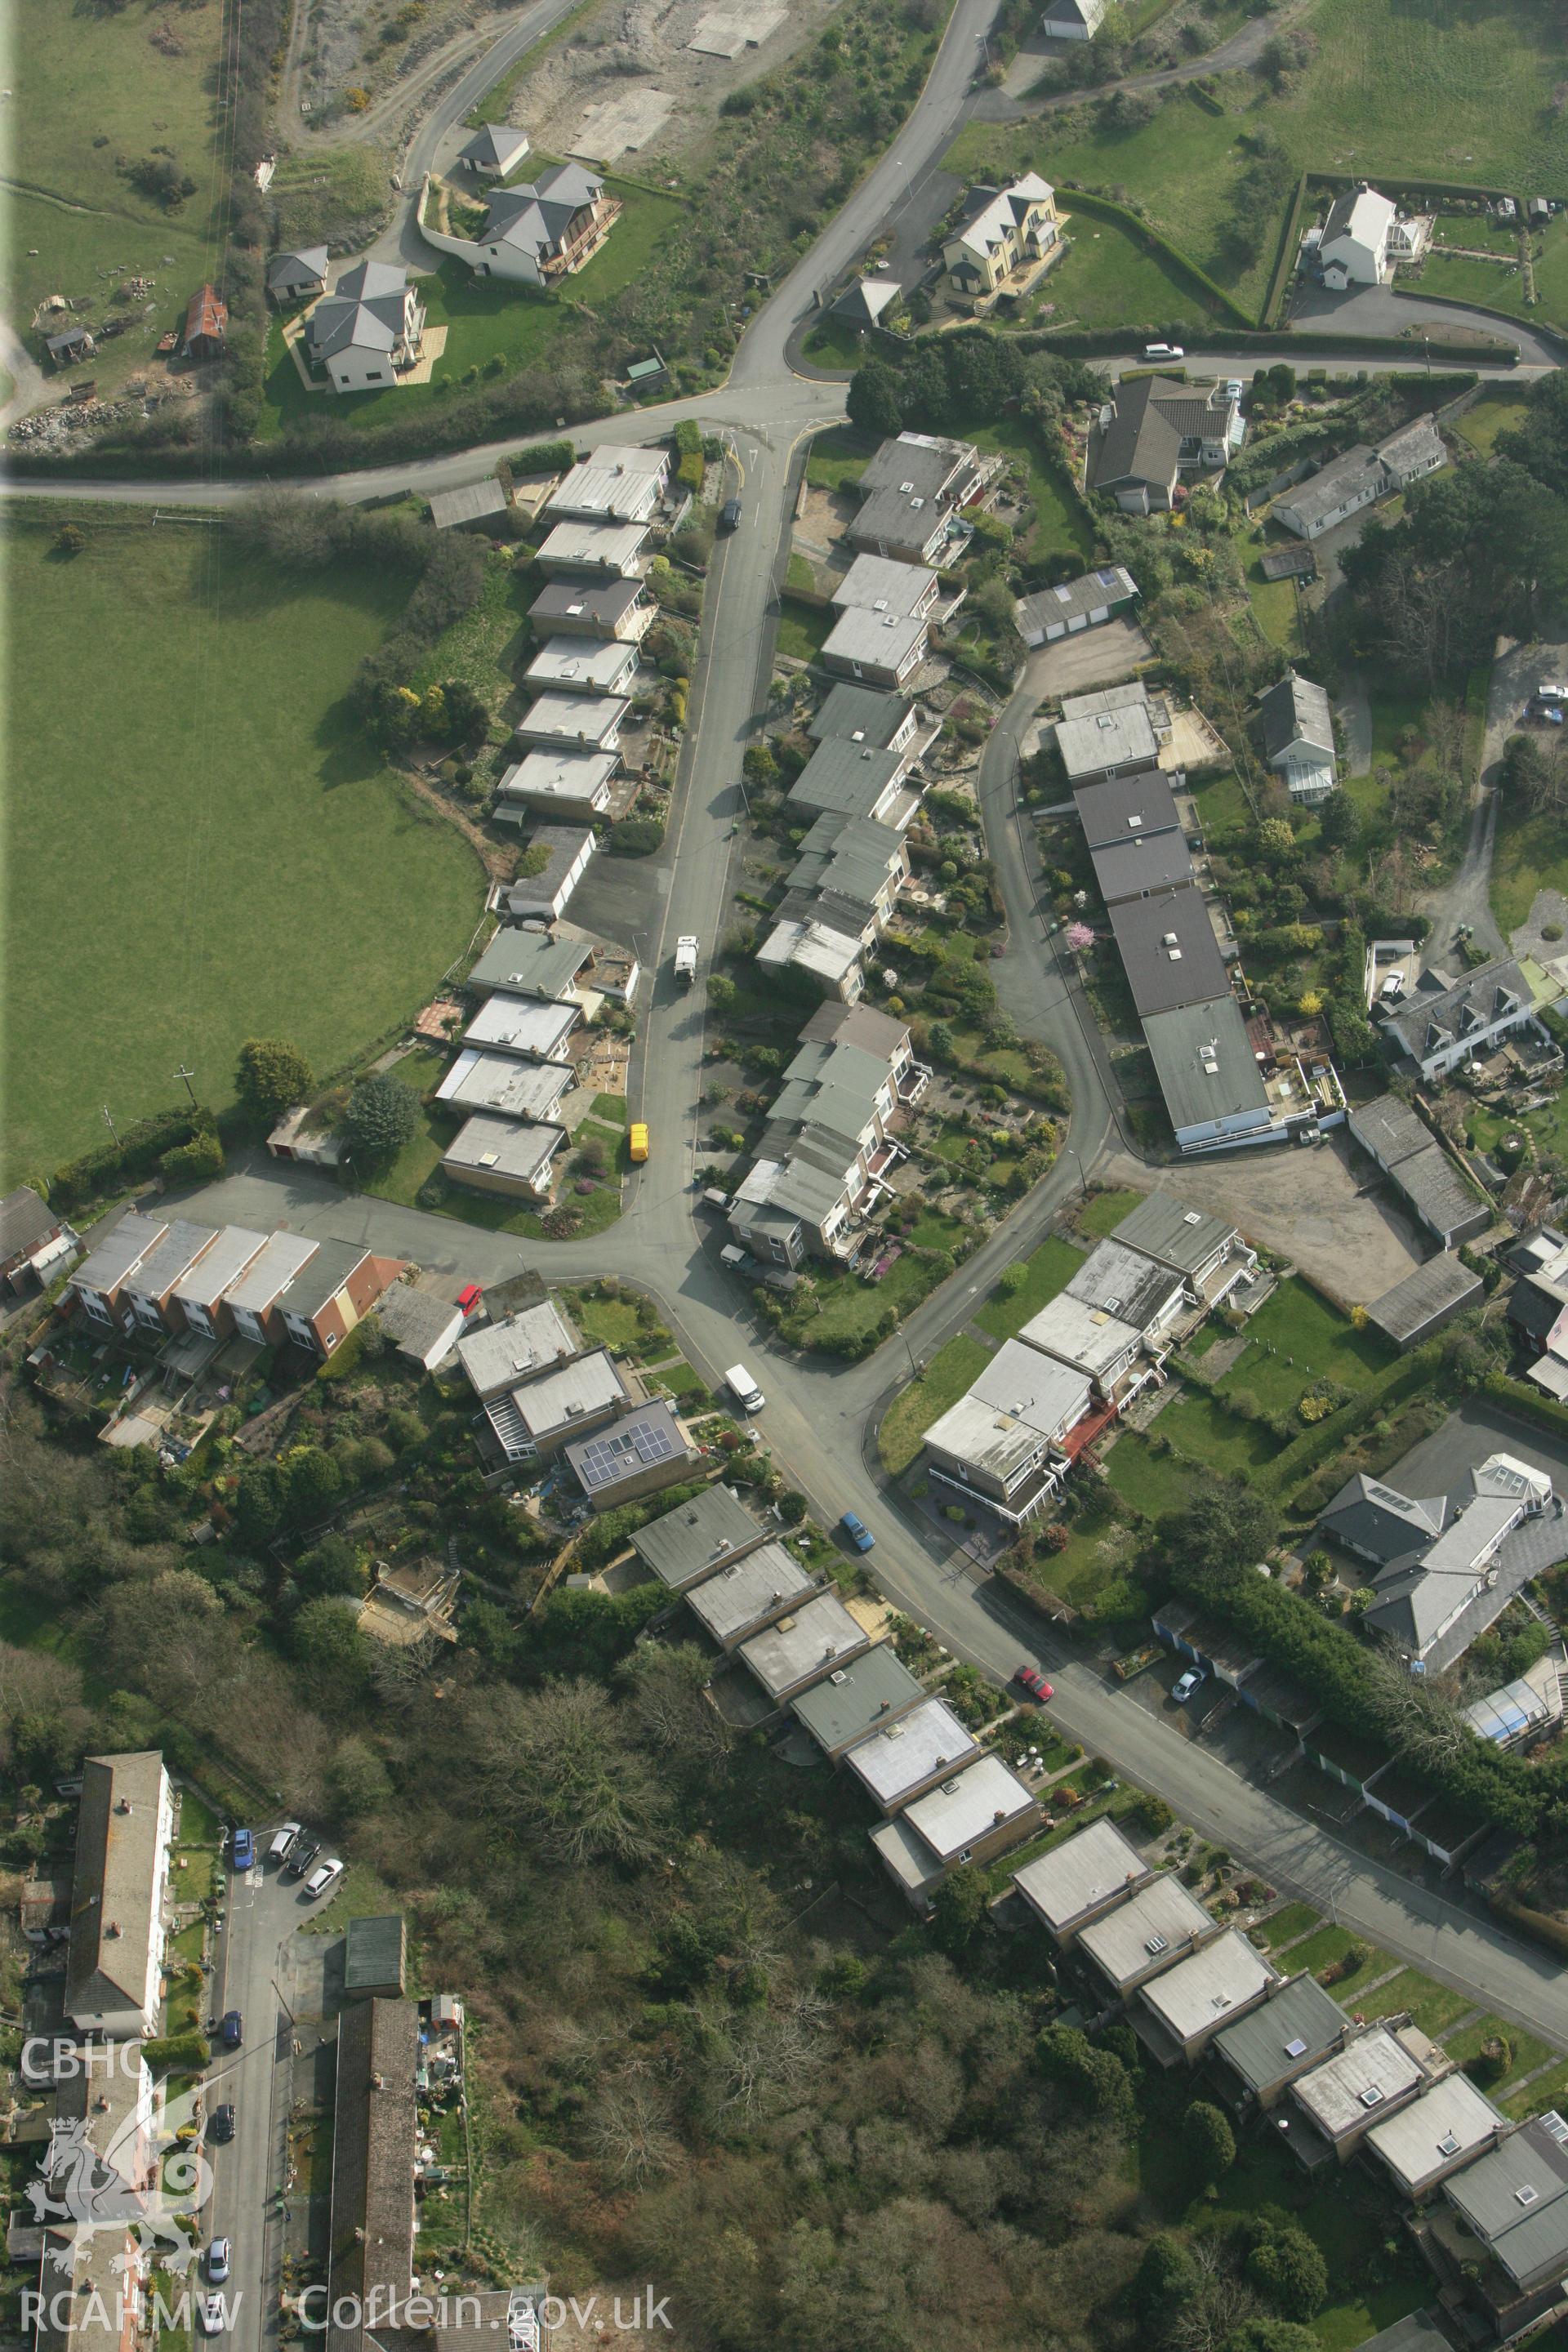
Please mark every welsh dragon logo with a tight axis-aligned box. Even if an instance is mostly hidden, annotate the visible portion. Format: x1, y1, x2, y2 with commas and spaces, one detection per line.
25, 2075, 212, 2271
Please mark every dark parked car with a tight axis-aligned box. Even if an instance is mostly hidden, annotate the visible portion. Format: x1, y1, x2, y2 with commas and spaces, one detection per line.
718, 497, 742, 534
209, 2105, 236, 2145
220, 2011, 242, 2049
284, 1839, 320, 1882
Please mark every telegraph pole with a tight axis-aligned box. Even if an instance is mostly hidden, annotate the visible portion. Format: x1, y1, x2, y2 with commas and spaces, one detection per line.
101, 1105, 120, 1148
175, 1064, 198, 1109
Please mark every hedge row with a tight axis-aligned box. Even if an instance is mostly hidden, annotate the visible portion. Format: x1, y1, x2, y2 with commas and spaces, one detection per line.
1058, 186, 1258, 330
1262, 172, 1312, 330
1031, 323, 1518, 367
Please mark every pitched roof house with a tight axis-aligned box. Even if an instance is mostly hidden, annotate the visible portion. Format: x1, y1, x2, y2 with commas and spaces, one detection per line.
472, 163, 619, 286
1087, 376, 1244, 513
1258, 670, 1337, 802
305, 261, 425, 393
182, 284, 227, 359
458, 122, 531, 176
1319, 185, 1398, 287
0, 1187, 78, 1293
266, 246, 329, 301
942, 174, 1058, 297
65, 1752, 173, 2038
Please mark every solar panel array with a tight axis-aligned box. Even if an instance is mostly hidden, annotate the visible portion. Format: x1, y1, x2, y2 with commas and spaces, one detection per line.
574, 1413, 679, 1489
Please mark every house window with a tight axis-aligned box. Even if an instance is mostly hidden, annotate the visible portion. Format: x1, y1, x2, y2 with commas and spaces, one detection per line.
363, 371, 384, 383
323, 1330, 338, 1352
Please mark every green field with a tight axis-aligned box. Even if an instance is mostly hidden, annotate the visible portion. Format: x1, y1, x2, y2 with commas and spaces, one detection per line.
260, 185, 686, 438
1454, 390, 1530, 456
1077, 1187, 1143, 1239
1213, 1276, 1392, 1413
947, 0, 1568, 321
6, 0, 228, 396
2, 508, 483, 1188
880, 1334, 992, 1473
805, 429, 872, 493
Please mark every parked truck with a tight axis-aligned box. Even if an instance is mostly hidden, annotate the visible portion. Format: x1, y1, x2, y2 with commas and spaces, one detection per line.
675, 935, 699, 986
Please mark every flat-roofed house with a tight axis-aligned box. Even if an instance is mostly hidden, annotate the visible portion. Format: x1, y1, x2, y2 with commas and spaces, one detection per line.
787, 738, 917, 827
1112, 1192, 1254, 1303
119, 1218, 220, 1338
1076, 1873, 1220, 2000
1065, 1237, 1185, 1348
463, 992, 580, 1062
1365, 2074, 1507, 2200
440, 1114, 565, 1202
870, 1755, 1039, 1913
494, 748, 617, 825
171, 1226, 269, 1341
844, 1697, 980, 1816
1209, 1972, 1351, 2112
546, 445, 667, 523
65, 1752, 174, 2038
514, 689, 628, 755
684, 1539, 817, 1650
220, 1230, 320, 1346
628, 1482, 771, 1592
738, 1592, 871, 1710
1142, 998, 1273, 1156
434, 1050, 572, 1127
69, 1212, 170, 1330
1013, 1815, 1153, 1946
789, 1645, 927, 1759
1108, 886, 1231, 1019
831, 552, 939, 618
565, 1401, 700, 1512
809, 683, 920, 755
456, 1298, 581, 1401
528, 576, 653, 642
1138, 1929, 1277, 2063
1015, 1291, 1143, 1402
1441, 2115, 1568, 2329
535, 517, 648, 580
470, 929, 594, 1004
482, 1346, 629, 1466
1286, 2027, 1428, 2164
921, 1336, 1091, 1524
1056, 693, 1161, 786
1074, 767, 1182, 850
822, 605, 929, 689
524, 636, 639, 697
849, 431, 994, 564
1090, 826, 1194, 908
325, 1997, 419, 2352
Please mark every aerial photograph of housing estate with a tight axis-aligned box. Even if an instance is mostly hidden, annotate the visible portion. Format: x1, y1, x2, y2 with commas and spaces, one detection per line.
11, 0, 1568, 2345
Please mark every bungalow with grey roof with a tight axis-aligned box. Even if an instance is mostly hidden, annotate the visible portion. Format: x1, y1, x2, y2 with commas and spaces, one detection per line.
266, 246, 329, 302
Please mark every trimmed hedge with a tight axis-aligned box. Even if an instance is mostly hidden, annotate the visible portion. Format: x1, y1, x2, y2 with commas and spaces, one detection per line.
1058, 186, 1257, 329
1032, 323, 1517, 367
1263, 172, 1312, 330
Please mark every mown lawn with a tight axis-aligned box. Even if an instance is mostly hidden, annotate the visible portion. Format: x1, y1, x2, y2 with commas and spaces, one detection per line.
1152, 1389, 1279, 1476
1032, 207, 1220, 332
1504, 2056, 1568, 2119
805, 429, 871, 493
1445, 2012, 1557, 2090
777, 595, 834, 661
973, 1235, 1085, 1341
3, 509, 482, 1189
1356, 1967, 1474, 2036
1454, 391, 1530, 456
1101, 1431, 1200, 1519
1078, 1187, 1143, 1240
1287, 1926, 1399, 2001
259, 183, 686, 438
1256, 1900, 1321, 1951
1214, 1276, 1393, 1412
880, 1334, 992, 1474
947, 408, 1094, 567
801, 317, 872, 372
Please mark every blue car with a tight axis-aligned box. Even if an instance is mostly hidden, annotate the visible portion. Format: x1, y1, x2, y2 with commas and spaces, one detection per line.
230, 1829, 254, 1872
840, 1511, 875, 1553
220, 2011, 243, 2049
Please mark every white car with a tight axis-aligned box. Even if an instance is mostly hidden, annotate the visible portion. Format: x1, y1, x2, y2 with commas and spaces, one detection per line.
1223, 378, 1244, 402
199, 2296, 227, 2336
206, 2241, 231, 2286
303, 1859, 344, 1901
1171, 1668, 1205, 1704
267, 1822, 302, 1865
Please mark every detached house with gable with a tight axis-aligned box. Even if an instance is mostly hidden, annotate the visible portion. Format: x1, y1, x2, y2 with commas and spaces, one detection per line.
1258, 670, 1338, 803
942, 174, 1059, 300
1380, 959, 1546, 1084
470, 163, 619, 285
305, 261, 425, 393
1087, 375, 1245, 514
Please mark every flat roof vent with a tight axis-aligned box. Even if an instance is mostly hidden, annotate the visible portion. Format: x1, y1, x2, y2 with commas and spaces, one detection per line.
1437, 2133, 1462, 2158
1284, 2038, 1308, 2059
1359, 2085, 1385, 2109
828, 1669, 848, 1685
1517, 2185, 1540, 2207
1127, 813, 1143, 829
1183, 1211, 1203, 1225
939, 1779, 962, 1796
1145, 1933, 1169, 1956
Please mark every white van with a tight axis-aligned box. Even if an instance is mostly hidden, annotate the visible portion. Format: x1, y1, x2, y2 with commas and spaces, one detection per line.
1143, 342, 1184, 361
726, 1364, 766, 1414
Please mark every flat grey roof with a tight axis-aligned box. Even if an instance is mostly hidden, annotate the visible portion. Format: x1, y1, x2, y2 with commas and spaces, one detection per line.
222, 1228, 318, 1314
524, 637, 639, 693
1091, 827, 1193, 904
1140, 1927, 1275, 2042
844, 1696, 978, 1806
1210, 1972, 1348, 2091
1013, 1815, 1152, 1934
1017, 564, 1137, 641
1078, 1873, 1216, 1989
429, 479, 508, 530
73, 1209, 168, 1296
1017, 1290, 1141, 1379
529, 577, 643, 627
962, 1335, 1091, 1436
898, 1753, 1036, 1864
464, 994, 580, 1057
124, 1217, 218, 1299
1365, 2074, 1504, 2190
1349, 1092, 1431, 1169
497, 749, 617, 806
1446, 2115, 1568, 2266
537, 518, 648, 568
790, 737, 904, 817
469, 928, 590, 1000
274, 1236, 368, 1322
684, 1540, 813, 1642
629, 1482, 768, 1588
1108, 886, 1231, 1018
823, 607, 927, 670
1142, 997, 1271, 1133
1113, 1190, 1238, 1273
1291, 2027, 1422, 2138
515, 689, 628, 748
831, 551, 936, 613
1065, 1237, 1184, 1332
789, 1644, 925, 1750
435, 1049, 571, 1121
564, 1399, 694, 1495
512, 1346, 627, 1438
457, 1300, 580, 1396
809, 683, 913, 747
739, 1592, 869, 1698
1056, 700, 1158, 781
443, 1113, 563, 1186
1074, 767, 1181, 849
173, 1224, 268, 1308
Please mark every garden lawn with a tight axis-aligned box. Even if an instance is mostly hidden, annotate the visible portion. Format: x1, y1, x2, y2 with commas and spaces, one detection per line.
1454, 390, 1530, 456
1152, 1388, 1278, 1476
1214, 1276, 1393, 1412
6, 0, 226, 394
1504, 2057, 1568, 2120
364, 1091, 625, 1241
801, 318, 870, 372
259, 186, 685, 438
647, 1361, 711, 1403
270, 145, 396, 253
880, 1334, 991, 1473
1101, 1432, 1200, 1519
947, 409, 1094, 567
785, 1250, 947, 1353
592, 1094, 627, 1124
1246, 556, 1305, 656
1077, 1187, 1142, 1239
2, 509, 482, 1190
948, 0, 1568, 317
568, 1293, 662, 1358
1287, 1926, 1399, 2001
1356, 1967, 1473, 2036
1033, 208, 1210, 332
805, 429, 871, 493
1256, 1900, 1321, 1951
777, 595, 834, 662
411, 548, 531, 728
973, 1235, 1085, 1340
1031, 1488, 1141, 1617
1445, 2013, 1557, 2090
1187, 770, 1251, 840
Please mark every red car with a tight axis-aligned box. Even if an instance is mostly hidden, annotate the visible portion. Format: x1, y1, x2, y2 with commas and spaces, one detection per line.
456, 1285, 483, 1316
1014, 1665, 1054, 1701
